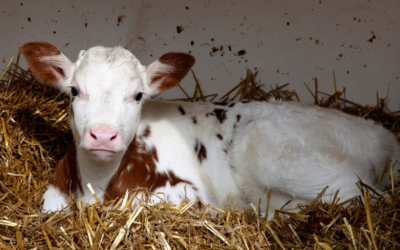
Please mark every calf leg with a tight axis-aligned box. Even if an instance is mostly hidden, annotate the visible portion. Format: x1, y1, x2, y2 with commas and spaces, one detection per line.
42, 185, 69, 212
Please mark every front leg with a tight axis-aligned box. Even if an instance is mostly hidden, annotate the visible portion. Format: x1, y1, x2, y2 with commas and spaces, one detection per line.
42, 185, 69, 212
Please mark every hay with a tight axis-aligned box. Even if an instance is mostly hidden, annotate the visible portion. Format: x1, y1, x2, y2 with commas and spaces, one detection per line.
0, 55, 399, 249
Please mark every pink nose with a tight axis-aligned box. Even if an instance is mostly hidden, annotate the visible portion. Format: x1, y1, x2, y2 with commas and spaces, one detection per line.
86, 126, 120, 152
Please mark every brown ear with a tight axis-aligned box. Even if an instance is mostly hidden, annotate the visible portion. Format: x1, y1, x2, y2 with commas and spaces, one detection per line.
146, 52, 195, 95
20, 41, 73, 86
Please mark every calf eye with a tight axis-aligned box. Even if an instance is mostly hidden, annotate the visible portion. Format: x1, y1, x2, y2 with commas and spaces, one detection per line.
134, 92, 143, 101
71, 87, 79, 97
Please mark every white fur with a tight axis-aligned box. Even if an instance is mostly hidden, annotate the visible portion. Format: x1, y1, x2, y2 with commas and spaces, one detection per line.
42, 185, 69, 211
35, 45, 399, 218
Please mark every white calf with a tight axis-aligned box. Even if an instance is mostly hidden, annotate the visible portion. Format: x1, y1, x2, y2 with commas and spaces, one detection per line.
21, 42, 399, 217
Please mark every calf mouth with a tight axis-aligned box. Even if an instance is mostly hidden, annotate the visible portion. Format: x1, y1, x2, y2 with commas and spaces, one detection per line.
88, 149, 117, 160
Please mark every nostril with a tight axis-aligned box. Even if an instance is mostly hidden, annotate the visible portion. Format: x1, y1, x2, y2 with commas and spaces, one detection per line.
90, 132, 97, 140
110, 135, 117, 141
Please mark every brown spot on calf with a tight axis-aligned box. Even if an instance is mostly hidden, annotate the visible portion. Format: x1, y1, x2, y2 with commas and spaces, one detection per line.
178, 106, 186, 115
233, 114, 242, 129
194, 139, 207, 163
141, 125, 151, 138
214, 109, 227, 123
192, 117, 197, 124
216, 134, 223, 140
52, 141, 83, 196
206, 109, 228, 123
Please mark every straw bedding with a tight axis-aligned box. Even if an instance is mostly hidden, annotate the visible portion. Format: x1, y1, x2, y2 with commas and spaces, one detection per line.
0, 55, 399, 249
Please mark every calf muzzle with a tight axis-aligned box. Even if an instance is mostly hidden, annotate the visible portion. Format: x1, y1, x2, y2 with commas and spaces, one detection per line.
85, 126, 121, 154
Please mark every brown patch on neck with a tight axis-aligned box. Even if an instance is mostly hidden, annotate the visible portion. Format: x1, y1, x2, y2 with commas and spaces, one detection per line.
141, 125, 151, 138
104, 135, 192, 201
20, 41, 64, 85
153, 52, 195, 92
52, 141, 83, 196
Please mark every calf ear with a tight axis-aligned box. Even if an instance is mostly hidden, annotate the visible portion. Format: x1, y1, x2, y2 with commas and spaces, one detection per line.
20, 41, 73, 89
145, 52, 195, 96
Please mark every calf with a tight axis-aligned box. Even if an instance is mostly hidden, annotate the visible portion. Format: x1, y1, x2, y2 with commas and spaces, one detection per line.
21, 42, 399, 217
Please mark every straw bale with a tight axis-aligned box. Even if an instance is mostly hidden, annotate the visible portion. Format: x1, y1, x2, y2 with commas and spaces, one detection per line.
0, 55, 399, 249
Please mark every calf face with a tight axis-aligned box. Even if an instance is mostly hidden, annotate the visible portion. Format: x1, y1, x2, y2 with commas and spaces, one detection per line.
21, 42, 195, 161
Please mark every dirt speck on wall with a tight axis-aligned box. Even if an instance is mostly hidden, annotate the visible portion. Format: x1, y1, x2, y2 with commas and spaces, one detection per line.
176, 25, 184, 33
117, 15, 126, 27
235, 50, 246, 56
367, 33, 376, 43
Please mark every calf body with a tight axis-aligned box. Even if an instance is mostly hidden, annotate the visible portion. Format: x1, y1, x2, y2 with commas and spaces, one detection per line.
21, 42, 399, 217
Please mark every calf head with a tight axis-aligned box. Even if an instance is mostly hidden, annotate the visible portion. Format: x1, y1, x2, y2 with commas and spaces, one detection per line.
21, 42, 195, 161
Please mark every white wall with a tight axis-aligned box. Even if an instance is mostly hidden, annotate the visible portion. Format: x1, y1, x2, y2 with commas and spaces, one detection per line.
2, 0, 400, 110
